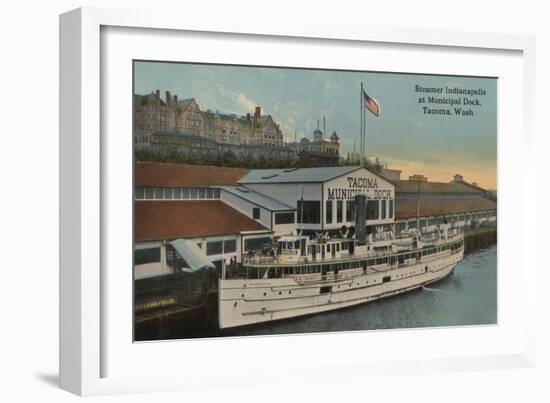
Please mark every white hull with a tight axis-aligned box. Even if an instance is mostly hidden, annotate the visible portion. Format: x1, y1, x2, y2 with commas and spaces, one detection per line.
219, 247, 463, 329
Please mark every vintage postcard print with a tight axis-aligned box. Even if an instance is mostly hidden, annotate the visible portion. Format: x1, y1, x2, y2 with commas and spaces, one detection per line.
133, 61, 497, 341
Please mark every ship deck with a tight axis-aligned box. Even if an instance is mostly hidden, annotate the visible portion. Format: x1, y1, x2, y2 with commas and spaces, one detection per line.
241, 233, 464, 269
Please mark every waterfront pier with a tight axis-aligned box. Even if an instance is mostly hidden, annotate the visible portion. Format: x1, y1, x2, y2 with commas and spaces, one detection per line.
133, 163, 497, 340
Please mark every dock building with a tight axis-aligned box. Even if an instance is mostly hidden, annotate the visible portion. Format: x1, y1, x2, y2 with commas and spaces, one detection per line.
134, 162, 496, 285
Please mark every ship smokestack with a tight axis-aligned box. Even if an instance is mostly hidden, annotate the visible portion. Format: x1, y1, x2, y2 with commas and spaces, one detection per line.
355, 194, 367, 245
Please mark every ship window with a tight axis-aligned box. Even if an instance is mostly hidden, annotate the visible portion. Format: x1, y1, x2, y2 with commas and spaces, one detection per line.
253, 207, 260, 219
326, 200, 333, 224
381, 199, 387, 219
336, 244, 340, 252
320, 286, 332, 294
389, 199, 394, 218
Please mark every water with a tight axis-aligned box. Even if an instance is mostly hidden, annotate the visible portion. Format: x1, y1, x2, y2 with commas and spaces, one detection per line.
222, 245, 497, 337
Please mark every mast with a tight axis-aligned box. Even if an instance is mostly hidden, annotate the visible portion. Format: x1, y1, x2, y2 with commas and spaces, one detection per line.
299, 186, 304, 235
416, 180, 421, 232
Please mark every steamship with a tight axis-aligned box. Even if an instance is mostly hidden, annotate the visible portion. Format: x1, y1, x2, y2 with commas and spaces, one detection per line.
218, 196, 464, 329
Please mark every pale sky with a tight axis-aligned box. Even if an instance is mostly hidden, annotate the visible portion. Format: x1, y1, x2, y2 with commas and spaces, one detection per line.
134, 61, 497, 189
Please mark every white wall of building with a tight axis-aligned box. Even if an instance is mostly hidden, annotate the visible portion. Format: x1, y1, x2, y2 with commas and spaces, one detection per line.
244, 182, 321, 207
220, 190, 272, 229
189, 234, 241, 268
244, 182, 322, 231
323, 168, 395, 230
271, 213, 297, 237
242, 169, 396, 233
134, 242, 172, 280
220, 189, 297, 237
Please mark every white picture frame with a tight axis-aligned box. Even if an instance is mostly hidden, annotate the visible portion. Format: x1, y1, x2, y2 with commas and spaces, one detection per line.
59, 6, 537, 396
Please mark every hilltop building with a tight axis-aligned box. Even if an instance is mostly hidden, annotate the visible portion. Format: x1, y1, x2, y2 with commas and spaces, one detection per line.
133, 91, 204, 146
133, 90, 284, 148
288, 128, 341, 165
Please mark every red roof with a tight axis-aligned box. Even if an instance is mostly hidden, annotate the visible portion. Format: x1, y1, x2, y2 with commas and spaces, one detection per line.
135, 200, 269, 241
395, 197, 497, 220
135, 162, 249, 187
394, 180, 481, 194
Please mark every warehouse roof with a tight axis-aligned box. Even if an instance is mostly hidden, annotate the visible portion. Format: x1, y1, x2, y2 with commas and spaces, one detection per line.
395, 197, 497, 220
394, 180, 482, 194
239, 166, 374, 184
220, 186, 295, 211
135, 162, 249, 187
135, 200, 270, 241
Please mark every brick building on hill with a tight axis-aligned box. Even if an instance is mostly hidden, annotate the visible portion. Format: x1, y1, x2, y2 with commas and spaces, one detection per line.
133, 90, 284, 148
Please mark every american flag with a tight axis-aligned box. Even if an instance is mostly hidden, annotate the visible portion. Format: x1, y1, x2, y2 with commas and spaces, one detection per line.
363, 89, 380, 117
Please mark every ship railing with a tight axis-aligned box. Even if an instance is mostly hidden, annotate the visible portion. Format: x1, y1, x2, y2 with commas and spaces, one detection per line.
241, 235, 464, 267
293, 270, 362, 285
242, 255, 280, 265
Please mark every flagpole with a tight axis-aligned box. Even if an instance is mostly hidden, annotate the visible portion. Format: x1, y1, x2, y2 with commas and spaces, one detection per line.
360, 82, 364, 166
364, 84, 367, 166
